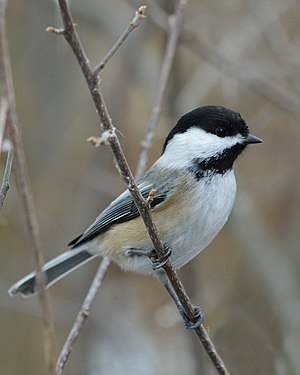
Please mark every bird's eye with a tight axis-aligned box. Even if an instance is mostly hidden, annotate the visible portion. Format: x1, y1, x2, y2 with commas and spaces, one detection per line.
215, 127, 228, 137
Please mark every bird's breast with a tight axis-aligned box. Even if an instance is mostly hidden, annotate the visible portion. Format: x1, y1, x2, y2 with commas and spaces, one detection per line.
169, 170, 237, 269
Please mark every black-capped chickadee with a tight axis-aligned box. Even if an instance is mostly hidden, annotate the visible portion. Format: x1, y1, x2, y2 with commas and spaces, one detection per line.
9, 106, 262, 312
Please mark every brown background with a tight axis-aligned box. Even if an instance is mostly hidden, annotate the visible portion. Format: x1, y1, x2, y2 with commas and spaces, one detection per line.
1, 0, 299, 374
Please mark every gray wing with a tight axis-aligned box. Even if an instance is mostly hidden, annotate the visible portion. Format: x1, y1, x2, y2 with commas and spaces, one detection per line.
69, 184, 167, 248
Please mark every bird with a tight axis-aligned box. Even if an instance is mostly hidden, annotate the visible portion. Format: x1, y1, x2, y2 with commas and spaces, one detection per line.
8, 105, 262, 327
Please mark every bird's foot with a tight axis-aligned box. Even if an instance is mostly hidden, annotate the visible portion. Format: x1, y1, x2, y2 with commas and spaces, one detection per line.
180, 305, 204, 330
150, 244, 172, 270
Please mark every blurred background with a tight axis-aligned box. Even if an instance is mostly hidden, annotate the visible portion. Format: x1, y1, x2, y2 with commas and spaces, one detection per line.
1, 0, 299, 374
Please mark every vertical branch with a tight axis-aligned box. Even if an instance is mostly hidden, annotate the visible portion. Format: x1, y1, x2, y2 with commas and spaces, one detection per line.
0, 139, 13, 209
55, 6, 147, 374
0, 97, 8, 152
0, 98, 11, 210
0, 1, 57, 373
56, 257, 110, 375
135, 0, 186, 179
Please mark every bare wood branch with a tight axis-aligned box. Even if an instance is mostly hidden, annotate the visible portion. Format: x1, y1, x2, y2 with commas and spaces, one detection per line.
0, 98, 8, 153
53, 1, 230, 374
56, 256, 110, 375
135, 0, 186, 179
0, 139, 13, 209
93, 5, 146, 75
0, 99, 12, 209
55, 5, 148, 372
0, 2, 57, 373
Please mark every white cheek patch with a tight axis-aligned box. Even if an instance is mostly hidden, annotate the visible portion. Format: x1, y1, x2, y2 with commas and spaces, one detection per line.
158, 127, 244, 169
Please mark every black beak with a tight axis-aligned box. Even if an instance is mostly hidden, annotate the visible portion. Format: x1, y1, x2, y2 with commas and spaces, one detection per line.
245, 133, 263, 144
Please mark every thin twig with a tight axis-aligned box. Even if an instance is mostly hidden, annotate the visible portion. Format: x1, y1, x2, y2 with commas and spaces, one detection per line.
56, 256, 110, 375
0, 99, 11, 209
0, 2, 57, 373
0, 98, 8, 153
54, 1, 229, 374
0, 139, 13, 209
135, 0, 186, 179
93, 5, 146, 75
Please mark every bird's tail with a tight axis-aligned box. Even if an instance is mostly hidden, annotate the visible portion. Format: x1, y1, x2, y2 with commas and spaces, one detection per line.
8, 248, 97, 297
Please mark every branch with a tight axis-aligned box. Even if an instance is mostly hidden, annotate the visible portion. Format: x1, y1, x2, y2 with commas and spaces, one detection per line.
54, 5, 147, 373
0, 2, 57, 373
135, 0, 185, 179
53, 1, 229, 374
0, 97, 8, 153
56, 257, 110, 375
93, 5, 146, 75
0, 138, 13, 209
0, 98, 12, 210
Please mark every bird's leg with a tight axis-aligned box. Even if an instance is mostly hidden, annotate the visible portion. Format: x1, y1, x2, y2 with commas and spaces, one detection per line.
126, 247, 203, 329
124, 248, 151, 258
125, 244, 172, 271
156, 270, 204, 329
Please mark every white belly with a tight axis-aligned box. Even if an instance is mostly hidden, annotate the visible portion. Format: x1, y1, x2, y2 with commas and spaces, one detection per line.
170, 171, 236, 269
